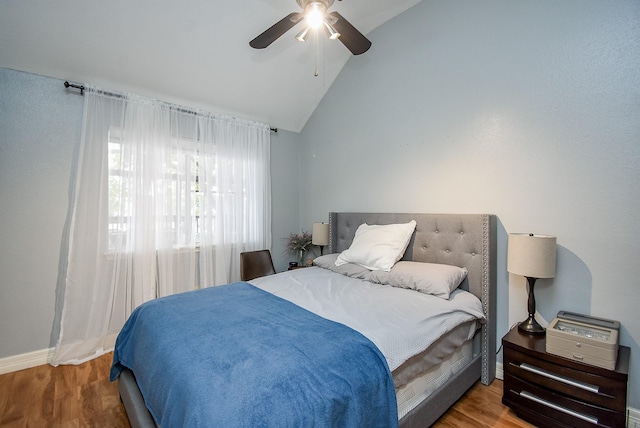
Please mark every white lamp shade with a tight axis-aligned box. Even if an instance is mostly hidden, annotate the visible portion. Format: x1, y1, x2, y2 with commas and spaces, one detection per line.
312, 223, 329, 246
507, 233, 557, 278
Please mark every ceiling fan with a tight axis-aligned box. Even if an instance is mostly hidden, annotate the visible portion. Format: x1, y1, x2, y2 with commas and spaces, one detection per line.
249, 0, 372, 55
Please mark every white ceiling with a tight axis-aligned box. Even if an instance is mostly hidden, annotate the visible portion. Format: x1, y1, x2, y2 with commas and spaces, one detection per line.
0, 0, 421, 132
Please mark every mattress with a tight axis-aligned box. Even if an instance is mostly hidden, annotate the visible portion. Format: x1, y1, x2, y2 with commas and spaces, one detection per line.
251, 267, 483, 371
118, 265, 484, 426
251, 266, 484, 419
391, 319, 478, 389
396, 340, 474, 419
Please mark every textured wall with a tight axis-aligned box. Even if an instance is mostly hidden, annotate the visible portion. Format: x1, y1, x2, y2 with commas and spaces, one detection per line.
0, 68, 83, 357
269, 129, 303, 271
299, 0, 640, 408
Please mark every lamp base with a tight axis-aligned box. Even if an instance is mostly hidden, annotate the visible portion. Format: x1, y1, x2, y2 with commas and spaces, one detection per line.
518, 316, 545, 335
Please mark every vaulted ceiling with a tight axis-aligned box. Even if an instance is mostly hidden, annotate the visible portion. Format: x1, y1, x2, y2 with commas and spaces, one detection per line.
0, 0, 421, 132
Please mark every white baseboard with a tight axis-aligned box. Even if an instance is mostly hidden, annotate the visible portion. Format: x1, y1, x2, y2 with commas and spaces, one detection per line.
0, 347, 54, 375
496, 361, 504, 380
495, 362, 639, 427
628, 408, 640, 428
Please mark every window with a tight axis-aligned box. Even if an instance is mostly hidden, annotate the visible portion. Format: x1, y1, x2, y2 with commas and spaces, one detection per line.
107, 133, 207, 250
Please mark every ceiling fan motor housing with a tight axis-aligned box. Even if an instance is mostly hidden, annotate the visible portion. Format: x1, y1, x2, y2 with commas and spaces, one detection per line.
296, 0, 335, 9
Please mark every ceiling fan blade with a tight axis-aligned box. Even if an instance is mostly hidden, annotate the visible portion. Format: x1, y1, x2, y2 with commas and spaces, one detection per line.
250, 13, 304, 49
328, 11, 371, 55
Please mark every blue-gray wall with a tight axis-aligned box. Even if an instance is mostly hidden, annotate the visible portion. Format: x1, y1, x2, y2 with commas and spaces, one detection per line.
0, 69, 83, 356
298, 0, 640, 408
269, 129, 303, 271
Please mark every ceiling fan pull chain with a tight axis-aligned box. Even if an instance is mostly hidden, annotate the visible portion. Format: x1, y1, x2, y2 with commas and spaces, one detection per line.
320, 33, 327, 83
314, 29, 319, 77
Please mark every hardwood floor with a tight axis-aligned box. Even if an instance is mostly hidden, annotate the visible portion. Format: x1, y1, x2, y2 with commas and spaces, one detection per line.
0, 354, 128, 427
0, 353, 534, 427
431, 378, 535, 428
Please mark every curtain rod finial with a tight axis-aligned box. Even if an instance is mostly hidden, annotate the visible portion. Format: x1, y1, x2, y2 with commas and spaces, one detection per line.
63, 80, 85, 95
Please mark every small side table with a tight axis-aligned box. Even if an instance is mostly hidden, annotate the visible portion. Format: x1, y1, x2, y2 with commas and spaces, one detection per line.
502, 326, 629, 428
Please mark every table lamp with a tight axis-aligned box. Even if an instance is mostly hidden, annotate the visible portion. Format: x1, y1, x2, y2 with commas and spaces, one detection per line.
312, 222, 329, 255
507, 233, 557, 334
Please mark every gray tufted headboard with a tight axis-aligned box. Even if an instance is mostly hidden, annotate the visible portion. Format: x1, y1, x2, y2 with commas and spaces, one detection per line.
328, 212, 497, 385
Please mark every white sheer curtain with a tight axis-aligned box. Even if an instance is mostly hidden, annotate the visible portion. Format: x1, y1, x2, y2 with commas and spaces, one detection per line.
52, 88, 271, 365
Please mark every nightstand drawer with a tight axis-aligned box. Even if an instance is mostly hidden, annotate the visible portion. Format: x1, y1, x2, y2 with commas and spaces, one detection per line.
502, 328, 629, 428
504, 347, 626, 412
504, 374, 625, 428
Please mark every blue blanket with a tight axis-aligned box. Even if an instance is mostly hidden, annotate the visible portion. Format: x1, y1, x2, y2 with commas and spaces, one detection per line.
111, 282, 398, 427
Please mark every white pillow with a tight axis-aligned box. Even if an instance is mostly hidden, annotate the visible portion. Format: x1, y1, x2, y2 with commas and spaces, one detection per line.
335, 220, 417, 271
369, 261, 468, 299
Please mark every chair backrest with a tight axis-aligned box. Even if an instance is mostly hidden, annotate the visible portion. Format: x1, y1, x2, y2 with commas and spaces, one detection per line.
240, 250, 276, 281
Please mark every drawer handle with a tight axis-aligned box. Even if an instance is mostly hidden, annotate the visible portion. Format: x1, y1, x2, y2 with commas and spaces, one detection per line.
518, 390, 599, 425
516, 363, 600, 394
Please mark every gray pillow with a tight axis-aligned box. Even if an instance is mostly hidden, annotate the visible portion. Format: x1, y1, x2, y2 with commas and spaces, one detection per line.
313, 254, 371, 279
369, 261, 468, 299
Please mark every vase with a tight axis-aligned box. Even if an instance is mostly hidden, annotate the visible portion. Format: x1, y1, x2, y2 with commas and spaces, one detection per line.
297, 249, 305, 266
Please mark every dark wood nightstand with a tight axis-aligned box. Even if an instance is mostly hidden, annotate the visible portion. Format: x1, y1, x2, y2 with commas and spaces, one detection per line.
502, 326, 629, 428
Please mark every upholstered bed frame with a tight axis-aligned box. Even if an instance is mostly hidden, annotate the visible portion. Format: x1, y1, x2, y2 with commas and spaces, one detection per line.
329, 213, 496, 427
117, 212, 497, 427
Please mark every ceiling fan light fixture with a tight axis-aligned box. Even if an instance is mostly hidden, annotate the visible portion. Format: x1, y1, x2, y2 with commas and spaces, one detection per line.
324, 20, 341, 39
303, 2, 327, 29
295, 26, 311, 42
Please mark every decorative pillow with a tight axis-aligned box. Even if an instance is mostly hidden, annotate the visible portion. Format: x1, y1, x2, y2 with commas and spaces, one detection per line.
335, 220, 417, 271
313, 254, 371, 279
369, 261, 468, 299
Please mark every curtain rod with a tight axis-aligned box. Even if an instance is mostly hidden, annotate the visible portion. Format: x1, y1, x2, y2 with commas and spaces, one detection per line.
63, 81, 278, 133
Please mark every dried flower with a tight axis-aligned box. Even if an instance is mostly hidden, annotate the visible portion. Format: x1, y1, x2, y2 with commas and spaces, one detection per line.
285, 231, 313, 253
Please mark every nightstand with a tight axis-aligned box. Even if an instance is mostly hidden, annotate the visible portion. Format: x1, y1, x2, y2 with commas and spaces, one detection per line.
502, 327, 629, 428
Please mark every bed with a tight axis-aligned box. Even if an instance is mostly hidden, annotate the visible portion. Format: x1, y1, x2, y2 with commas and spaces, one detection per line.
112, 212, 497, 427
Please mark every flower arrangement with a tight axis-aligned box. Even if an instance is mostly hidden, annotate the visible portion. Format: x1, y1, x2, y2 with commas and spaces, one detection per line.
285, 231, 313, 265
285, 231, 313, 253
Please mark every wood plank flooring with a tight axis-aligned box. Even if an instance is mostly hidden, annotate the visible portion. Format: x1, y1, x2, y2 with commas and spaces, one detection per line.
432, 378, 535, 428
0, 353, 534, 427
0, 353, 128, 427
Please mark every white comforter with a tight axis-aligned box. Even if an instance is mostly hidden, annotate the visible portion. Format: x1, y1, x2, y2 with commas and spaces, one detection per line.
250, 266, 485, 372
